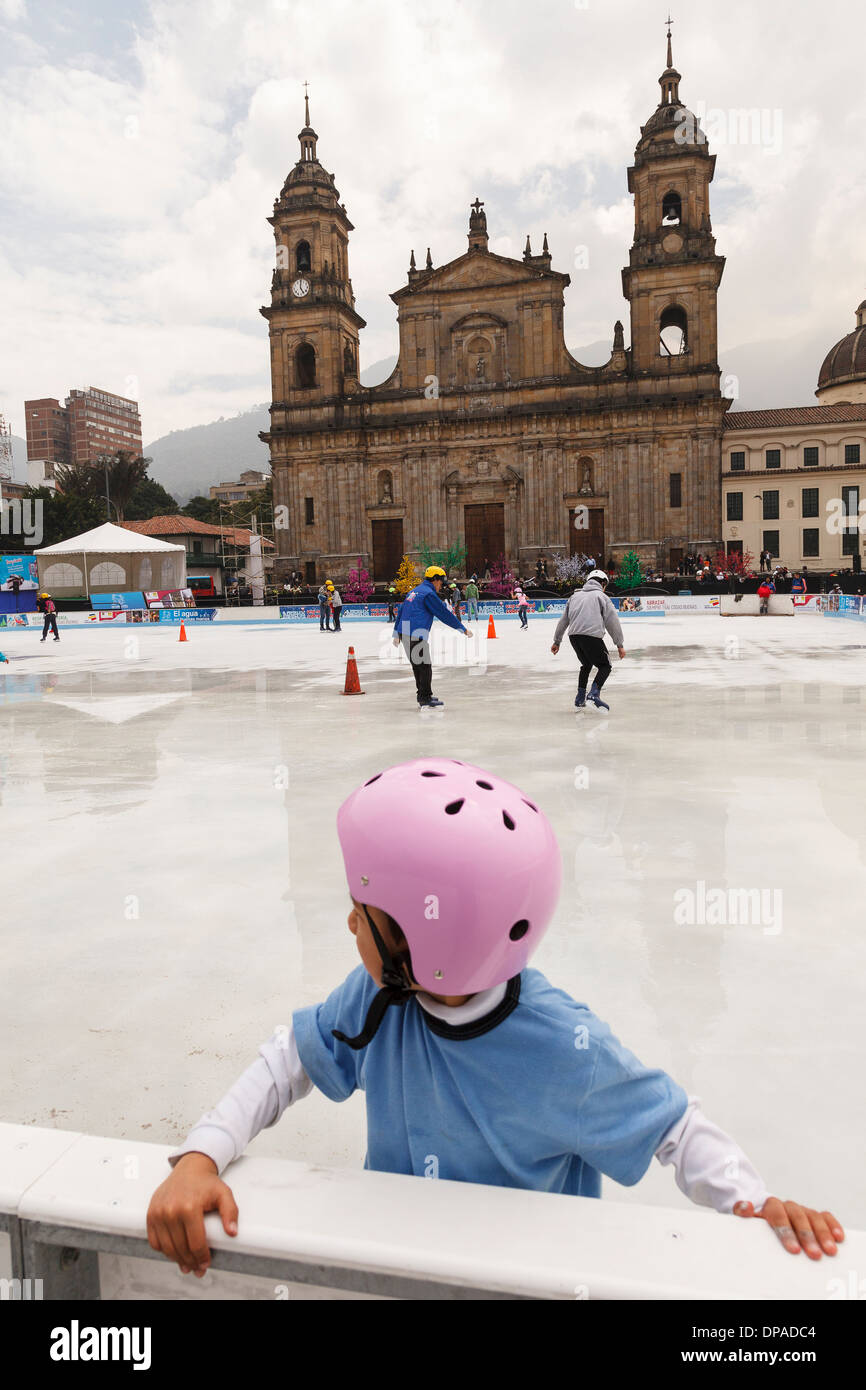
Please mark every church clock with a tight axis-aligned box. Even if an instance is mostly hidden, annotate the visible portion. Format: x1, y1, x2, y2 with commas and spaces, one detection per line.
291, 277, 310, 298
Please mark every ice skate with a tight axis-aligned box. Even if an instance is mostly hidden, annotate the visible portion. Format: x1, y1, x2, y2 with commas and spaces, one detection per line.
588, 683, 609, 712
574, 690, 586, 709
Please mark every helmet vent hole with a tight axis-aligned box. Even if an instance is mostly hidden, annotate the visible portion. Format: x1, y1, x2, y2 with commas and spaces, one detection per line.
509, 920, 529, 941
421, 771, 445, 777
522, 799, 538, 813
451, 760, 465, 765
502, 811, 516, 830
364, 774, 382, 786
445, 799, 465, 815
476, 779, 493, 790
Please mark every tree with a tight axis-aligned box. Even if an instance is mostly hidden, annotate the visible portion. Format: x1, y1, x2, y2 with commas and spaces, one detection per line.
394, 554, 422, 595
101, 451, 151, 521
713, 546, 754, 577
418, 537, 467, 575
554, 554, 592, 590
615, 549, 644, 590
16, 486, 105, 550
485, 554, 517, 598
344, 558, 375, 602
124, 477, 181, 520
183, 496, 222, 524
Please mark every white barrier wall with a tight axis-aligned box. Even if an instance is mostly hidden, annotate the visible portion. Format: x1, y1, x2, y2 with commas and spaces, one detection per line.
721, 595, 795, 616
1, 1123, 862, 1302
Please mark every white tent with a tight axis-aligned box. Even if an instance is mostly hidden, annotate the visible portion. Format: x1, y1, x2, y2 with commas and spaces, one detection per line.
35, 523, 186, 598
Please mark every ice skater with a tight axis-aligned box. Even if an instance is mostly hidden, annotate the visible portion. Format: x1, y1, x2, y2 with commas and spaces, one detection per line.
328, 581, 343, 631
392, 565, 472, 709
757, 577, 775, 615
317, 582, 332, 631
37, 592, 60, 642
513, 585, 529, 629
147, 757, 845, 1278
550, 569, 624, 710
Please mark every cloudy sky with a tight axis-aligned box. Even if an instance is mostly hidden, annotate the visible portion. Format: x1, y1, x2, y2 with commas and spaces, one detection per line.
1, 0, 864, 448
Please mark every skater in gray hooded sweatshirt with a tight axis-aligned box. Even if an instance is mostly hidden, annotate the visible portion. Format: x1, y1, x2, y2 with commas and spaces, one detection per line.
550, 569, 626, 710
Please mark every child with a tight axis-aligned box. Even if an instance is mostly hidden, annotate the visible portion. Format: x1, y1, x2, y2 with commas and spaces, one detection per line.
513, 586, 529, 629
147, 759, 843, 1277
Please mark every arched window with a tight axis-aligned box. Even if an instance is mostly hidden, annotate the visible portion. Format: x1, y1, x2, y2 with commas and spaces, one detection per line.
661, 191, 682, 225
90, 561, 127, 587
296, 342, 317, 388
659, 305, 688, 356
295, 240, 311, 272
42, 562, 83, 591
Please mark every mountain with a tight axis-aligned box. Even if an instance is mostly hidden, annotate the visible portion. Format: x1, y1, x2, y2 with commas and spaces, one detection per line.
144, 405, 271, 504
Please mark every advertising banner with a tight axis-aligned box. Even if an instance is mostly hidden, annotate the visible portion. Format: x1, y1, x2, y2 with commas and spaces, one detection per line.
144, 589, 195, 609
91, 591, 148, 610
0, 555, 38, 588
157, 607, 216, 623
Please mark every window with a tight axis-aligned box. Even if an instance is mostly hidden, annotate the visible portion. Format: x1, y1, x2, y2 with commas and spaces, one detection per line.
802, 529, 820, 557
661, 191, 682, 225
845, 444, 861, 465
802, 488, 819, 517
305, 497, 315, 525
304, 561, 317, 585
762, 490, 779, 520
296, 343, 317, 388
669, 472, 682, 508
762, 530, 780, 558
193, 540, 202, 554
726, 492, 743, 522
659, 304, 688, 356
729, 451, 746, 471
296, 240, 311, 272
842, 485, 860, 555
803, 447, 819, 467
765, 449, 781, 469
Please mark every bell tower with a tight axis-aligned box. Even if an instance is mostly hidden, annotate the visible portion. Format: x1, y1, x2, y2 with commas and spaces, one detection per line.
622, 22, 725, 376
261, 90, 365, 403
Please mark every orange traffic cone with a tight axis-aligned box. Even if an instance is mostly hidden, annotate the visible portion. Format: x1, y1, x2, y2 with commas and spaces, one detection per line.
487, 614, 497, 639
178, 621, 187, 642
342, 645, 365, 695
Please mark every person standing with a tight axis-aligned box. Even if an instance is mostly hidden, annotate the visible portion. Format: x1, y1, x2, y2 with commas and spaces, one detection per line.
392, 565, 472, 709
449, 582, 463, 621
386, 585, 398, 622
329, 582, 343, 632
514, 585, 529, 630
464, 575, 480, 622
791, 572, 806, 598
317, 583, 332, 631
38, 592, 60, 643
550, 570, 625, 711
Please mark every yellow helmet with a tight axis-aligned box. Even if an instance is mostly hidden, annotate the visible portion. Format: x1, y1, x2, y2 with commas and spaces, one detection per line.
425, 565, 446, 579
325, 581, 334, 589
40, 592, 50, 598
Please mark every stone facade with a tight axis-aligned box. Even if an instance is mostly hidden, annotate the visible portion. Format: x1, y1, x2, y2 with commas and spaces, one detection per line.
261, 42, 729, 585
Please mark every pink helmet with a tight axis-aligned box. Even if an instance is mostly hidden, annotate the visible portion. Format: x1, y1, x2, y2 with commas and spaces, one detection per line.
337, 758, 562, 994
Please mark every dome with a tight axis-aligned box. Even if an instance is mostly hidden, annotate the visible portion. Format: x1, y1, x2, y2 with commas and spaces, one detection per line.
816, 300, 866, 401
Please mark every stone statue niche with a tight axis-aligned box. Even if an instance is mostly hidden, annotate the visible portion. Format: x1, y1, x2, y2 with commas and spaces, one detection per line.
343, 342, 356, 375
377, 469, 393, 505
578, 460, 594, 496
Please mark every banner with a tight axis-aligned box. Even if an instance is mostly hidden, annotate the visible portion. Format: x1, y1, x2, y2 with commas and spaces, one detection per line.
144, 589, 194, 609
156, 607, 216, 623
0, 555, 38, 588
91, 591, 147, 610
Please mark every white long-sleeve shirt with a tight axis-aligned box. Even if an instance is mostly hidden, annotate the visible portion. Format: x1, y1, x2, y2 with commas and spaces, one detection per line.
169, 985, 769, 1215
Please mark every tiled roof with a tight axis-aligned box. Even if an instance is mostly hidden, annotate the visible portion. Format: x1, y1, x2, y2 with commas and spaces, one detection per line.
121, 517, 274, 547
724, 404, 866, 430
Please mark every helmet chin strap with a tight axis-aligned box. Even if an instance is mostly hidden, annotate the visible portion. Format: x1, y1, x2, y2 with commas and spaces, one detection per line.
331, 905, 417, 1051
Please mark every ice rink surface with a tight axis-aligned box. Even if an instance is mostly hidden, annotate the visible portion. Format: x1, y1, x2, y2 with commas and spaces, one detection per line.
2, 610, 864, 1226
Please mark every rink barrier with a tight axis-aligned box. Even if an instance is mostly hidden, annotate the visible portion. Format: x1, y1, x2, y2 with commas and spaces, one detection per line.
820, 595, 866, 621
720, 595, 795, 616
1, 1122, 863, 1302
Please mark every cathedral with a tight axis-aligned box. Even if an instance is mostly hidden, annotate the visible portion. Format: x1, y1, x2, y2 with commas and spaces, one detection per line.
261, 33, 729, 584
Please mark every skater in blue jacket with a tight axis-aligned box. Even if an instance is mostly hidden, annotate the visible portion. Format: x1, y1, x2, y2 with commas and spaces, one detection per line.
392, 566, 472, 708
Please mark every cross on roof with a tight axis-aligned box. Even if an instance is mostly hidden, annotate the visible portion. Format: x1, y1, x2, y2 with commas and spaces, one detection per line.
665, 14, 673, 33
471, 198, 485, 214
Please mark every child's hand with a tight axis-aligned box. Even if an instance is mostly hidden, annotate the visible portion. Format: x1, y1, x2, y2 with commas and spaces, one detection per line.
146, 1152, 239, 1277
735, 1197, 844, 1259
